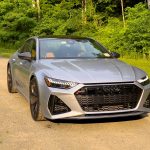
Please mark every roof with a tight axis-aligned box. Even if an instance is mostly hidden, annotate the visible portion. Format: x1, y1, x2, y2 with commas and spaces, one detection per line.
36, 35, 91, 40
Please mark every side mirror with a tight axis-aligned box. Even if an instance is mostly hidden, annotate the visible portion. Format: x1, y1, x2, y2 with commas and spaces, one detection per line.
111, 52, 120, 58
18, 52, 31, 61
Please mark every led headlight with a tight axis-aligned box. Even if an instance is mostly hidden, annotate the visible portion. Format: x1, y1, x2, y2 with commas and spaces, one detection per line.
44, 77, 78, 89
137, 75, 150, 86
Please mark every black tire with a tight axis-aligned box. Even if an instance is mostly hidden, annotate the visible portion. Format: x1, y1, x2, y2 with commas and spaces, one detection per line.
30, 77, 45, 121
7, 65, 17, 93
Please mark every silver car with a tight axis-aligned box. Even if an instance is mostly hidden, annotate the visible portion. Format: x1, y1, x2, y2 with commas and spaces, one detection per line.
7, 36, 150, 121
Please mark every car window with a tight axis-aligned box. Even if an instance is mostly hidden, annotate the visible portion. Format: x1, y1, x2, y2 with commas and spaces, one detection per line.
31, 39, 36, 60
19, 40, 31, 54
39, 38, 112, 59
18, 39, 36, 60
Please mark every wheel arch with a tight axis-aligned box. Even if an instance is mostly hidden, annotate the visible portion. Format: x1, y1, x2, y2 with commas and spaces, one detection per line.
7, 62, 12, 73
29, 72, 45, 104
29, 74, 37, 96
7, 62, 17, 93
29, 71, 51, 118
30, 74, 35, 82
29, 70, 47, 87
29, 73, 45, 121
7, 62, 10, 68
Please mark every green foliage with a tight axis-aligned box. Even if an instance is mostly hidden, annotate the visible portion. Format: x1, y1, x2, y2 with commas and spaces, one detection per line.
0, 0, 149, 57
32, 0, 82, 36
97, 3, 150, 56
0, 0, 36, 46
0, 46, 15, 57
97, 18, 125, 52
121, 58, 150, 77
124, 3, 150, 53
0, 2, 13, 17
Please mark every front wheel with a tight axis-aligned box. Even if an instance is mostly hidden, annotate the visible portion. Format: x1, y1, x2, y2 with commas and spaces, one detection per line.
30, 77, 45, 121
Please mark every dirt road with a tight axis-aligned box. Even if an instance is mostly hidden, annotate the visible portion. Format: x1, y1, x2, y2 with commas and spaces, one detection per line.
0, 58, 150, 150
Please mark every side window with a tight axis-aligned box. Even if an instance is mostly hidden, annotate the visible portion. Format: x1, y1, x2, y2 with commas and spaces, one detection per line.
18, 39, 36, 60
19, 40, 32, 54
31, 39, 36, 60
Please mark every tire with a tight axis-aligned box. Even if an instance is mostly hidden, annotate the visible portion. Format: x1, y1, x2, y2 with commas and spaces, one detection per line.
30, 77, 45, 121
7, 65, 17, 93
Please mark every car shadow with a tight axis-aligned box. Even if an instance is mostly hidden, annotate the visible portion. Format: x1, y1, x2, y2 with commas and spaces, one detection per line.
48, 113, 148, 124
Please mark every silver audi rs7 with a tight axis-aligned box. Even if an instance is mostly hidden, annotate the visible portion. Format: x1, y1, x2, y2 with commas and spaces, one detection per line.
7, 36, 150, 121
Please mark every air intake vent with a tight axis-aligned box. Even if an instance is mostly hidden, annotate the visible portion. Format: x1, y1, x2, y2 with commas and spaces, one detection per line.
48, 95, 71, 115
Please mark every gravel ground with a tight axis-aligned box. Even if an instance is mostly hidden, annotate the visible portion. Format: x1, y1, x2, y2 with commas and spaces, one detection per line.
0, 58, 150, 150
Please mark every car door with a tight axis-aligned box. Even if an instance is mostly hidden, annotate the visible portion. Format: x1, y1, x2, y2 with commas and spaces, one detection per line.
15, 39, 36, 98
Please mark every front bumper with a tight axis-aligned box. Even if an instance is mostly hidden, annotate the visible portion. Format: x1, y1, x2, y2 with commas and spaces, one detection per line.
63, 111, 146, 120
40, 81, 150, 120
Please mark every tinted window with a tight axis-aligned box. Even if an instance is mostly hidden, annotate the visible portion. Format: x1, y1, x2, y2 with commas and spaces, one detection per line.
18, 39, 36, 60
39, 38, 112, 59
19, 40, 32, 54
31, 39, 36, 60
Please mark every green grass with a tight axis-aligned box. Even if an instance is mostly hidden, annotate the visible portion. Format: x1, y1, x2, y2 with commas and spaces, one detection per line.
0, 47, 15, 58
121, 58, 150, 77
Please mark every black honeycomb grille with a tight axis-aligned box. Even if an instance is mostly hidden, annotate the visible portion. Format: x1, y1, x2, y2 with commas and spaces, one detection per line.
48, 95, 71, 115
75, 84, 142, 112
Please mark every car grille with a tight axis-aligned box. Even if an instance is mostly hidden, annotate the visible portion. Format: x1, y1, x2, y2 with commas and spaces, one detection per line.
75, 84, 142, 112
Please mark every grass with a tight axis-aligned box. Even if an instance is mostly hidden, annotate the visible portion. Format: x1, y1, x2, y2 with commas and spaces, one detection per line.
121, 58, 150, 77
0, 47, 15, 58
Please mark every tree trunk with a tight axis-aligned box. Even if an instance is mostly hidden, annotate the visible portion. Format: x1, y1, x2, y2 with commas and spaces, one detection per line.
82, 0, 87, 24
147, 0, 150, 9
121, 0, 125, 28
32, 0, 41, 20
36, 0, 41, 20
89, 0, 94, 17
32, 0, 35, 7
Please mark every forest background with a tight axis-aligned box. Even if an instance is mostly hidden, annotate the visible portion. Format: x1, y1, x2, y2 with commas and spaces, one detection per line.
0, 0, 149, 75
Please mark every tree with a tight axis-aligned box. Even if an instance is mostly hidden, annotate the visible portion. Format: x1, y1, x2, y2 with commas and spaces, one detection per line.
0, 0, 36, 46
147, 0, 150, 9
82, 0, 87, 24
0, 0, 148, 51
120, 0, 125, 27
32, 0, 41, 20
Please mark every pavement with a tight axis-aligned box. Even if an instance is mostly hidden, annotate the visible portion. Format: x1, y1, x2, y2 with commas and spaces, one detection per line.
0, 58, 150, 150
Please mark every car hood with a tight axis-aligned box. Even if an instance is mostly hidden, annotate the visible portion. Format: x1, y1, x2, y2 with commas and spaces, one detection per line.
38, 59, 146, 83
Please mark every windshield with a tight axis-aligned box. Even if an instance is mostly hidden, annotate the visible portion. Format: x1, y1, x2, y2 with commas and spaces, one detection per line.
39, 38, 112, 59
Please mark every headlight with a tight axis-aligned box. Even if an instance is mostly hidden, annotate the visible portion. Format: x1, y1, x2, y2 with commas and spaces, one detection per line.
137, 75, 150, 86
44, 77, 78, 89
